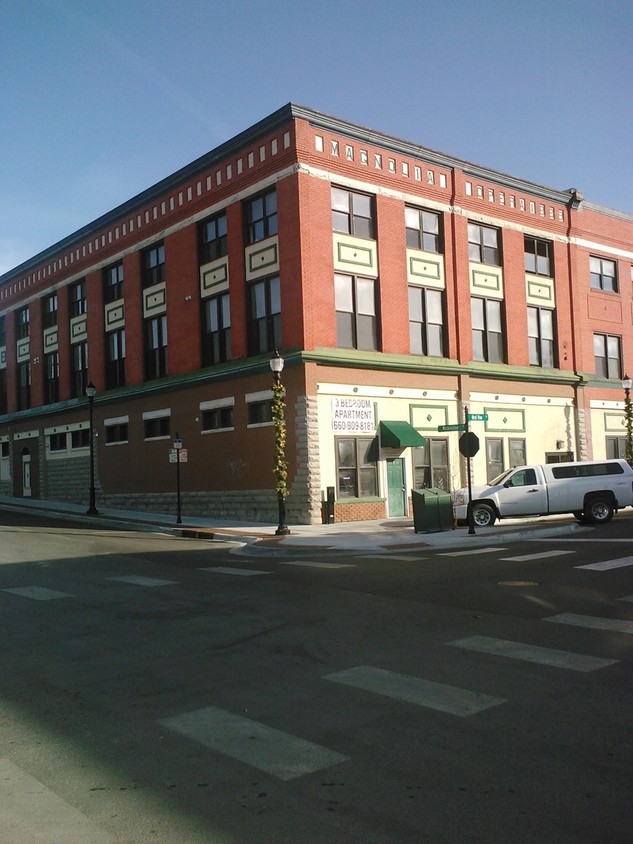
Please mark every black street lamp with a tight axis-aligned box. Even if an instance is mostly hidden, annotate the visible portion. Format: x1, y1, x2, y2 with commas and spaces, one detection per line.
85, 381, 99, 515
622, 374, 633, 466
270, 350, 290, 535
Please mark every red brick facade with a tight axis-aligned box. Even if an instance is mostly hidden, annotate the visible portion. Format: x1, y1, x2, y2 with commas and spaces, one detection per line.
0, 104, 631, 524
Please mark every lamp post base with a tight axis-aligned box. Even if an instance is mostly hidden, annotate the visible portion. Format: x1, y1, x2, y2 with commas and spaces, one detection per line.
275, 496, 290, 535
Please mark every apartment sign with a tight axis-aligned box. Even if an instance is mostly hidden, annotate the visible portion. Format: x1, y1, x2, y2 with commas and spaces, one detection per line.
331, 397, 375, 433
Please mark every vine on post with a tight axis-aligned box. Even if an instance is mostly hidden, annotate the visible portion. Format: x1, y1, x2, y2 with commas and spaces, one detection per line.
272, 380, 289, 500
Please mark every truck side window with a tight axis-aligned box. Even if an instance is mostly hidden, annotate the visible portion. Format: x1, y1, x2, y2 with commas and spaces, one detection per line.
509, 469, 537, 486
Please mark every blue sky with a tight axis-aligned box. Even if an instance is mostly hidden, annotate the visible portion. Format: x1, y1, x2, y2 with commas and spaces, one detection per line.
1, 0, 632, 276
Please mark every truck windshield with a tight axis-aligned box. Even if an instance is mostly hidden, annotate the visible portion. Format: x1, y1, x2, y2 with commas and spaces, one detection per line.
489, 469, 513, 486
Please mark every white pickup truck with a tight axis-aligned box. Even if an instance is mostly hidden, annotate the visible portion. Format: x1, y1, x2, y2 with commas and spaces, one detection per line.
452, 458, 633, 527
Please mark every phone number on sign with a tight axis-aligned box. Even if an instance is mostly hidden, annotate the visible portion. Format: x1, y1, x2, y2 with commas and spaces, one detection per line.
332, 420, 375, 432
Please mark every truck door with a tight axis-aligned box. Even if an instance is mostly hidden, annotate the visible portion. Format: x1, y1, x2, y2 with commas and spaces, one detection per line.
498, 468, 547, 516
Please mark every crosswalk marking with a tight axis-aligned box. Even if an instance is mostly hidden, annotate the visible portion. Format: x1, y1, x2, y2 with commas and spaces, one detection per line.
158, 706, 348, 781
107, 575, 177, 586
438, 547, 506, 557
280, 560, 354, 569
324, 665, 505, 717
576, 557, 633, 571
618, 595, 633, 603
200, 566, 270, 577
448, 635, 617, 672
365, 555, 423, 562
0, 758, 113, 843
545, 613, 633, 635
500, 550, 574, 562
2, 586, 74, 601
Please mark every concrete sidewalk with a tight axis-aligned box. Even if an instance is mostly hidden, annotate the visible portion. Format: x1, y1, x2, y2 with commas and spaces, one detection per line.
0, 494, 586, 556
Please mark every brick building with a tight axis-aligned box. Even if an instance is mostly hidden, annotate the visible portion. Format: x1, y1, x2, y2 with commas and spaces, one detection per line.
0, 103, 632, 524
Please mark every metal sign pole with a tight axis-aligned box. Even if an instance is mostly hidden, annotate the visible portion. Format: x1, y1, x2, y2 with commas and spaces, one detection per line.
464, 406, 476, 535
175, 432, 182, 525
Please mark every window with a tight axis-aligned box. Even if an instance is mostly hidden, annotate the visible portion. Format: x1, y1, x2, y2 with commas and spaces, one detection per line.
105, 329, 126, 389
509, 438, 527, 468
335, 274, 378, 351
468, 223, 500, 265
594, 333, 622, 379
413, 439, 449, 490
71, 342, 88, 398
486, 438, 504, 483
331, 187, 374, 238
471, 298, 504, 363
141, 242, 165, 288
17, 362, 31, 411
408, 286, 445, 356
103, 262, 124, 302
144, 316, 168, 380
71, 429, 90, 449
528, 306, 556, 367
69, 280, 86, 317
42, 293, 58, 328
247, 276, 281, 355
524, 237, 552, 276
606, 436, 626, 459
105, 423, 128, 444
546, 451, 574, 464
202, 292, 231, 365
199, 212, 228, 263
0, 315, 5, 347
247, 400, 273, 425
44, 352, 59, 404
552, 462, 624, 479
202, 406, 234, 431
49, 433, 67, 452
336, 437, 378, 498
15, 306, 29, 339
507, 468, 537, 486
144, 416, 170, 439
0, 370, 7, 415
405, 207, 441, 252
590, 256, 617, 292
0, 440, 9, 481
245, 190, 277, 244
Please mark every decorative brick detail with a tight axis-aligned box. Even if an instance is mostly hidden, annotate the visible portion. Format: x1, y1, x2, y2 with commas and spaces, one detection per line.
333, 500, 386, 522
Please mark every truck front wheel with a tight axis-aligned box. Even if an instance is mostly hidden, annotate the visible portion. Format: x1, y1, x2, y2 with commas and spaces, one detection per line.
584, 496, 614, 524
471, 503, 496, 527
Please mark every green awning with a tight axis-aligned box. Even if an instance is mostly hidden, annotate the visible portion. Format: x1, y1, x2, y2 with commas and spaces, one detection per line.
379, 421, 426, 449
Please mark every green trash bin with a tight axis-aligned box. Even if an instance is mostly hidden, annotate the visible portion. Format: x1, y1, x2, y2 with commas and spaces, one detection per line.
412, 488, 455, 533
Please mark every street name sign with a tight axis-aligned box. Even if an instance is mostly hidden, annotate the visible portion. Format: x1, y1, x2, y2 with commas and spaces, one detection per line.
467, 413, 489, 421
438, 423, 466, 432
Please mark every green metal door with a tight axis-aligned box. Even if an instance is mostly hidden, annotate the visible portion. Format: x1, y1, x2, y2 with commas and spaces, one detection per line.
386, 458, 406, 517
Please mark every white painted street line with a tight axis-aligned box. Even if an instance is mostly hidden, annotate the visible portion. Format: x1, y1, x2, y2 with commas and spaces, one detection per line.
200, 566, 270, 576
324, 665, 505, 717
159, 706, 348, 781
280, 560, 354, 569
0, 757, 113, 843
438, 547, 507, 557
108, 575, 177, 586
448, 635, 617, 672
500, 550, 574, 562
617, 595, 633, 603
576, 557, 633, 571
545, 613, 633, 635
366, 555, 423, 562
2, 586, 74, 601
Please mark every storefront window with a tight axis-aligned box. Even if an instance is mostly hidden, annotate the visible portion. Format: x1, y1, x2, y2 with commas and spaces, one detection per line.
336, 437, 378, 498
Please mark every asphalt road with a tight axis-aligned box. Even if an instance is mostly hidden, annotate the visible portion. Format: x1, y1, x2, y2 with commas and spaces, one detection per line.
0, 507, 631, 843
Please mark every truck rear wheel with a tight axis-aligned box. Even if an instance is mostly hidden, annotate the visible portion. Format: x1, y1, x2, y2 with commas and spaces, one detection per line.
472, 503, 496, 527
584, 496, 614, 524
